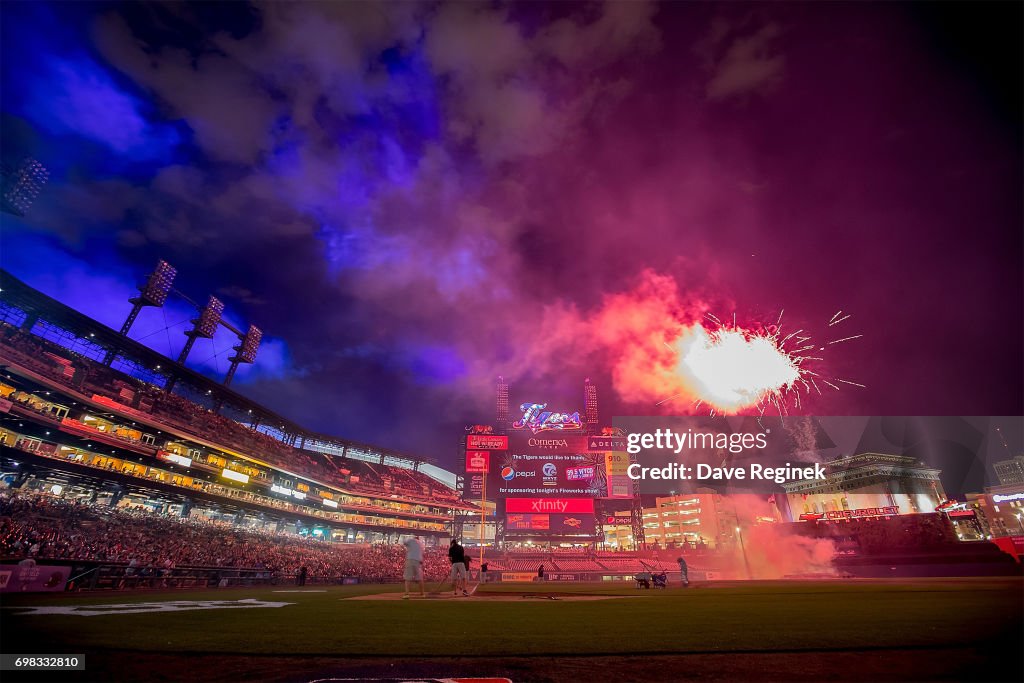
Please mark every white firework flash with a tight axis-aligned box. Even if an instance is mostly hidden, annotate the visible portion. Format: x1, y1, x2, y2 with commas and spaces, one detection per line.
660, 310, 864, 415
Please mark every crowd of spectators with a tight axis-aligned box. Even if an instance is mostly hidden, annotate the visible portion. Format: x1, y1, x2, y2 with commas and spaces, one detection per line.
0, 490, 451, 582
785, 514, 959, 553
0, 490, 694, 583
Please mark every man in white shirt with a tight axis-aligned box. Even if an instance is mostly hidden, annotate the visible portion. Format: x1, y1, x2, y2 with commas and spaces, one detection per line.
402, 534, 425, 599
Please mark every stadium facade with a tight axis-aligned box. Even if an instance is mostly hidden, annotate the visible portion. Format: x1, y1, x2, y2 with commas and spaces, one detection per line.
0, 270, 473, 544
779, 452, 946, 521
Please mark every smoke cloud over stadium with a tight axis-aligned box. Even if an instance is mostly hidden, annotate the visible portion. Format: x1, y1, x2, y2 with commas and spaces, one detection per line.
1, 1, 1020, 460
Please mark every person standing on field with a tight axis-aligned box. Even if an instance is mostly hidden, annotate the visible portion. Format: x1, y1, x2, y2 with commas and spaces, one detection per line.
402, 534, 425, 599
448, 538, 469, 596
677, 556, 689, 587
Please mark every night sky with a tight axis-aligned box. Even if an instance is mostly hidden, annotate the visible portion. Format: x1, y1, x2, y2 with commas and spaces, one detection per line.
1, 1, 1021, 469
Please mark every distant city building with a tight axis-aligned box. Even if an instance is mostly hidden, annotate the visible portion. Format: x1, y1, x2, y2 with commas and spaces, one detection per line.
781, 453, 946, 520
628, 491, 739, 550
966, 483, 1024, 539
993, 456, 1024, 487
1, 157, 48, 216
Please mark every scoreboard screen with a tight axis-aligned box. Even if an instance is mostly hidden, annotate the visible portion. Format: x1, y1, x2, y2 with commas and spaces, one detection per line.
504, 512, 596, 535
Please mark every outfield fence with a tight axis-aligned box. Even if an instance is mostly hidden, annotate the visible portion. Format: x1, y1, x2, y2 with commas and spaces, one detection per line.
0, 560, 367, 592
1, 558, 717, 592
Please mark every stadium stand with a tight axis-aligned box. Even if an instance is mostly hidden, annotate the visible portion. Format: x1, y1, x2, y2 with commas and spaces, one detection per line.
0, 325, 464, 509
0, 489, 452, 584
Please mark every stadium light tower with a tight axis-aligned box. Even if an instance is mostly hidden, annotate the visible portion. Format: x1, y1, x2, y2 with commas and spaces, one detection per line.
177, 296, 224, 365
584, 378, 599, 431
1, 157, 48, 216
224, 324, 261, 386
104, 260, 177, 365
119, 259, 177, 335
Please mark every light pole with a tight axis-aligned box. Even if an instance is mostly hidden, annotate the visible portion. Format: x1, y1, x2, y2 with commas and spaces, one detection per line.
736, 526, 752, 579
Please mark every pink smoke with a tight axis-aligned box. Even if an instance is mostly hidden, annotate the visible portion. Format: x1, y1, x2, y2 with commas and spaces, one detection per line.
739, 524, 837, 579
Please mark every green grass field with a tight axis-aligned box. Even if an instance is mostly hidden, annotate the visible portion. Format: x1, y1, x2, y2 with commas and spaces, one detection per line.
1, 578, 1021, 682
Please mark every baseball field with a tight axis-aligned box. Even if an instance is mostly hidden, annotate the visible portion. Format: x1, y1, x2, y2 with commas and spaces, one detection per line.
1, 578, 1021, 682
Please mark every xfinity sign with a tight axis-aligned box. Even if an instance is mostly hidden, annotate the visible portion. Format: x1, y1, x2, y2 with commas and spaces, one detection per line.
505, 498, 595, 514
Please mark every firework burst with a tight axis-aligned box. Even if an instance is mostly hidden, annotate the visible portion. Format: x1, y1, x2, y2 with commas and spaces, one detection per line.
659, 309, 863, 416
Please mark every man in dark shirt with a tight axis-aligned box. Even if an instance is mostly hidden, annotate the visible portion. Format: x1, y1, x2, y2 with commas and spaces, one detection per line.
448, 539, 468, 596
677, 556, 689, 587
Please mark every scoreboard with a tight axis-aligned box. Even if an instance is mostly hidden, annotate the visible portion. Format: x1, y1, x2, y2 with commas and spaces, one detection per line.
462, 408, 632, 539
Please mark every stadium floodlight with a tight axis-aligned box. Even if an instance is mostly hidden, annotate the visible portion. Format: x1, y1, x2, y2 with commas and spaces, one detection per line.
139, 260, 177, 307
1, 158, 49, 216
177, 296, 224, 365
238, 325, 262, 363
223, 325, 262, 386
195, 296, 224, 338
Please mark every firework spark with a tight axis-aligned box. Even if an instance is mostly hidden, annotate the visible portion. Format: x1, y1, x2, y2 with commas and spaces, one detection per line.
659, 311, 864, 414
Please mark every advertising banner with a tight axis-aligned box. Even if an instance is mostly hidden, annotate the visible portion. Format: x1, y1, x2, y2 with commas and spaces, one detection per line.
462, 473, 484, 499
604, 452, 632, 498
508, 433, 591, 454
550, 514, 595, 534
588, 435, 627, 451
506, 513, 550, 530
504, 513, 596, 535
465, 451, 490, 473
823, 506, 899, 520
0, 564, 70, 593
467, 435, 508, 450
487, 454, 606, 497
505, 498, 595, 513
